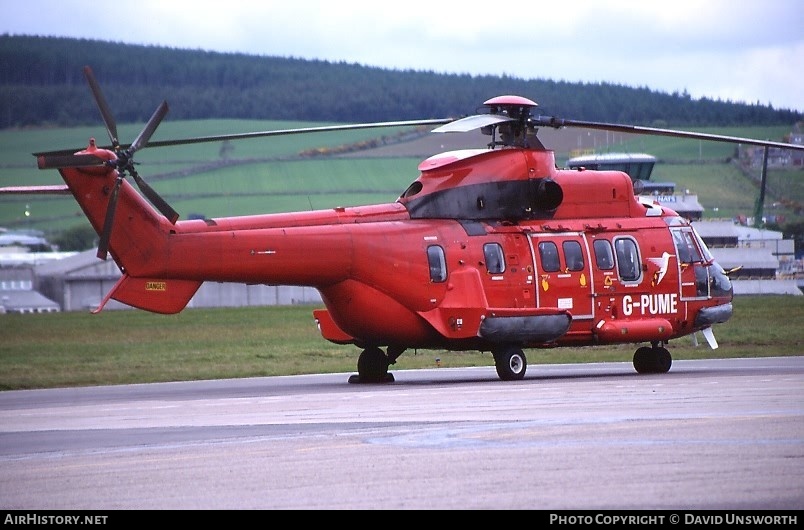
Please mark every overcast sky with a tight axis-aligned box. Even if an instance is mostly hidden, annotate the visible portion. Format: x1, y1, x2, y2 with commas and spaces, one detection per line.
2, 0, 802, 112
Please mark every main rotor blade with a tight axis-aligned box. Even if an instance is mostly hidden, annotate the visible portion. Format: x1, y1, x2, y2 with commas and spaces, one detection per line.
129, 101, 169, 154
130, 171, 179, 224
143, 118, 453, 149
33, 118, 456, 158
0, 184, 70, 195
36, 153, 107, 170
84, 66, 119, 148
97, 175, 122, 260
431, 114, 514, 133
532, 116, 804, 151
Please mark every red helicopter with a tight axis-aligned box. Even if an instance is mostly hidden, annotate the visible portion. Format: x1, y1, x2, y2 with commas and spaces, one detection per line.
6, 67, 803, 383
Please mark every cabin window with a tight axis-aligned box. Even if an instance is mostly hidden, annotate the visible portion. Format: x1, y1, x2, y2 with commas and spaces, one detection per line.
538, 241, 561, 272
593, 239, 615, 270
427, 245, 447, 283
563, 241, 584, 271
483, 243, 506, 274
614, 237, 641, 282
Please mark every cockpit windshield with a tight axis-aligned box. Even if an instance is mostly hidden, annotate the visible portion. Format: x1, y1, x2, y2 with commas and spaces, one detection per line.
691, 225, 715, 263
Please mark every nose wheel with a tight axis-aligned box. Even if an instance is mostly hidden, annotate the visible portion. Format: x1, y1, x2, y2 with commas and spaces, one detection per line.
633, 345, 672, 374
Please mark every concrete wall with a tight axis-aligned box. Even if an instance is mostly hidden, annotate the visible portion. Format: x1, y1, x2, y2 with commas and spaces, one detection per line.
70, 280, 323, 312
731, 279, 802, 296
188, 283, 322, 308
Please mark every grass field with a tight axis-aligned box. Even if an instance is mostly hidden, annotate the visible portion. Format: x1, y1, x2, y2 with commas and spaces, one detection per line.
1, 295, 801, 391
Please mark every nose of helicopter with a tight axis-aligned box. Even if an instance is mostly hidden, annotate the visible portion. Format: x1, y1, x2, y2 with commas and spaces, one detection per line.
709, 260, 734, 301
693, 259, 734, 332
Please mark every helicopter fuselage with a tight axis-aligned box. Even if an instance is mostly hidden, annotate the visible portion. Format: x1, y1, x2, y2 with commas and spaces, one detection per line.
14, 76, 796, 383
59, 144, 733, 366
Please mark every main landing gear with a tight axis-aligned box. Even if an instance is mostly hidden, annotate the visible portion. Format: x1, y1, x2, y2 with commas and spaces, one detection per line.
632, 343, 672, 374
349, 345, 405, 384
349, 344, 530, 383
492, 345, 527, 381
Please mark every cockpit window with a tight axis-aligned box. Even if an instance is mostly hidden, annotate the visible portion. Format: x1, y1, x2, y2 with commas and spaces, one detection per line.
691, 226, 715, 262
673, 229, 703, 263
484, 243, 505, 274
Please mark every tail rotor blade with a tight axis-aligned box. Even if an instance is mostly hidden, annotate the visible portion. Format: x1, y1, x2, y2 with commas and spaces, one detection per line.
97, 175, 122, 260
83, 66, 119, 148
130, 170, 179, 224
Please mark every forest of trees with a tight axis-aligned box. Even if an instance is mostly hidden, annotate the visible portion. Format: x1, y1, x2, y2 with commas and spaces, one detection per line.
0, 34, 801, 129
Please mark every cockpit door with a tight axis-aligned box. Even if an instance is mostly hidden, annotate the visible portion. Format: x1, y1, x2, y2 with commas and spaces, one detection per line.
671, 227, 708, 300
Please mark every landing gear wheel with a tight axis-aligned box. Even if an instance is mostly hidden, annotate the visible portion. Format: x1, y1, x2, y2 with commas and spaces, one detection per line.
633, 345, 672, 374
349, 346, 394, 384
654, 346, 672, 373
633, 346, 654, 374
493, 346, 527, 381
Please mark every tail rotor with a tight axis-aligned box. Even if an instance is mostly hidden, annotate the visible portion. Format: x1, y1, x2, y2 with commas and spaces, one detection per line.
36, 66, 179, 260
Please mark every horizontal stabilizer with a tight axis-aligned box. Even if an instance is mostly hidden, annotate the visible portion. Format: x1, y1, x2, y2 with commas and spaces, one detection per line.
93, 273, 202, 314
